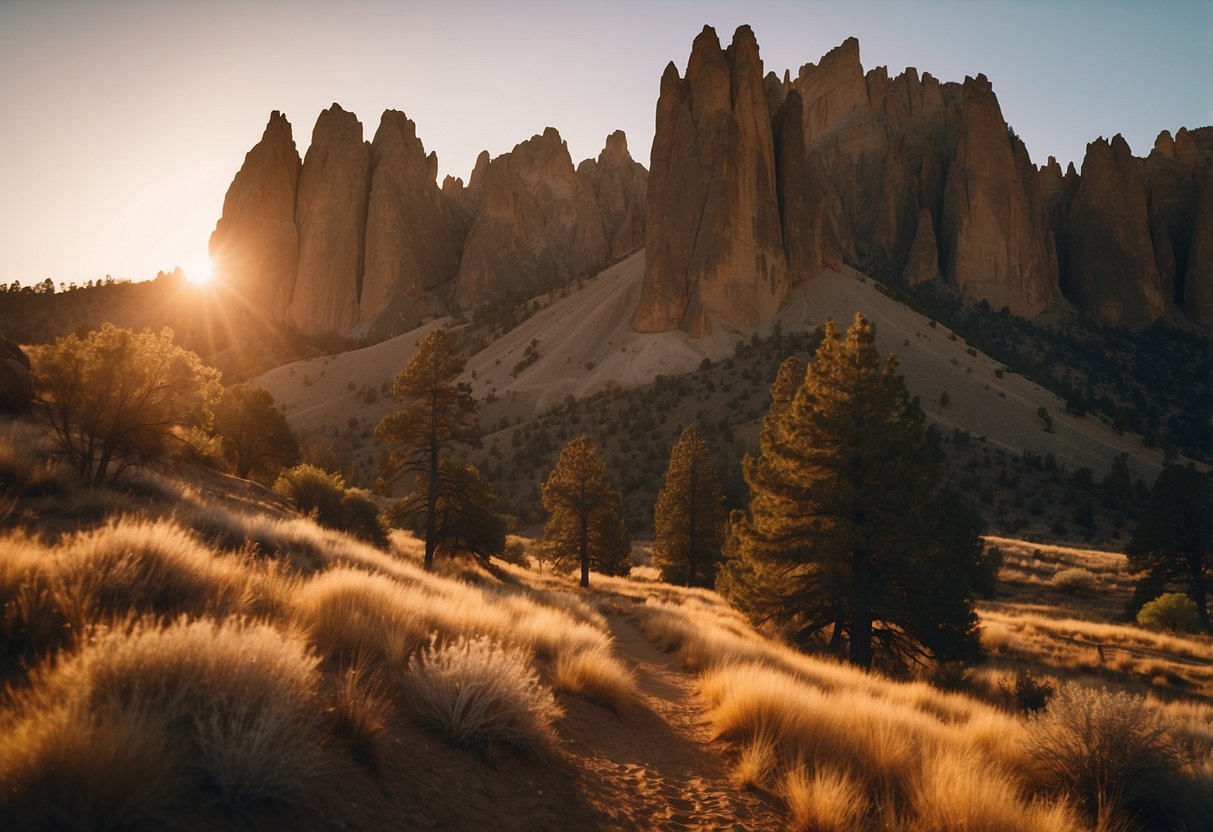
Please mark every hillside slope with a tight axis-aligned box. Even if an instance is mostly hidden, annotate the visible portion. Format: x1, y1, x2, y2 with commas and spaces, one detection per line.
255, 249, 1167, 483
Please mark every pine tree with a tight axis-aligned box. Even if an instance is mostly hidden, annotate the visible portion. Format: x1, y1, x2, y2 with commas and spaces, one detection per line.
729, 313, 984, 669
541, 436, 630, 587
1127, 463, 1212, 631
212, 383, 299, 482
653, 423, 724, 586
402, 460, 511, 563
376, 329, 478, 570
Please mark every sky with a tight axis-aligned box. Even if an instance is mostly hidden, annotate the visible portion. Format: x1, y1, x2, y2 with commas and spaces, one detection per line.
0, 0, 1209, 287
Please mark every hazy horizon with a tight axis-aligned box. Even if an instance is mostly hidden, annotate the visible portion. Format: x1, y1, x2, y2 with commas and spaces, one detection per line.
1, 0, 1210, 288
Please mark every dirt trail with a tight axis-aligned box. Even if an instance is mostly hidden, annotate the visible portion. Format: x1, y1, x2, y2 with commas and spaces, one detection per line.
557, 608, 784, 832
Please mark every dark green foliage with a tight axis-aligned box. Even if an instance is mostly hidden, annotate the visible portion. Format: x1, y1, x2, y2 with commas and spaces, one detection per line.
32, 325, 222, 485
1136, 592, 1201, 633
727, 314, 984, 669
273, 464, 387, 546
212, 384, 299, 483
541, 436, 630, 587
400, 460, 511, 562
376, 329, 479, 570
652, 424, 724, 587
1126, 463, 1212, 630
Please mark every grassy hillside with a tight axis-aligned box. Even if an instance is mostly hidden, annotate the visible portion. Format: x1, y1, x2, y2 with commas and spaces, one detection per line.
2, 418, 1209, 830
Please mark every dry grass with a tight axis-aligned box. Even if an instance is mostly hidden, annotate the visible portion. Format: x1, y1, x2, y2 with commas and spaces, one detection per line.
552, 647, 637, 713
780, 765, 866, 832
405, 634, 561, 754
0, 618, 327, 827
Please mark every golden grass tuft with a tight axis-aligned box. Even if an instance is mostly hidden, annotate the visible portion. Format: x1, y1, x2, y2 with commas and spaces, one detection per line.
552, 647, 637, 713
780, 766, 866, 832
0, 618, 327, 826
405, 634, 562, 754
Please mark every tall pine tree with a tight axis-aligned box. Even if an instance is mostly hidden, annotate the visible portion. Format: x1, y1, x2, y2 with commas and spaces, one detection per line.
541, 436, 630, 587
376, 329, 478, 570
653, 423, 724, 587
729, 313, 984, 669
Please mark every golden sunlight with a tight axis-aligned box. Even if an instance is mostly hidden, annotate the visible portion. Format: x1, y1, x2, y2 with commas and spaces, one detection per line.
183, 258, 214, 286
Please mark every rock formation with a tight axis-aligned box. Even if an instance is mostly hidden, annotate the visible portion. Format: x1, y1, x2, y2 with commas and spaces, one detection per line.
450, 127, 610, 308
1066, 135, 1167, 325
635, 25, 787, 337
577, 131, 647, 258
902, 208, 940, 285
208, 111, 300, 321
939, 75, 1058, 316
212, 108, 645, 336
289, 105, 371, 334
361, 110, 466, 332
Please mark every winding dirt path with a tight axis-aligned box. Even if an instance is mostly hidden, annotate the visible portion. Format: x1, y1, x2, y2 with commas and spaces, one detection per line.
556, 608, 784, 832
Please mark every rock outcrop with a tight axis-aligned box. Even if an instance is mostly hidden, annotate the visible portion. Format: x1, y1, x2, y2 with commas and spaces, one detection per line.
208, 111, 300, 320
635, 25, 787, 337
361, 110, 466, 332
902, 208, 940, 285
450, 127, 610, 307
577, 131, 647, 258
289, 105, 371, 334
213, 108, 645, 336
939, 75, 1058, 316
1066, 135, 1167, 325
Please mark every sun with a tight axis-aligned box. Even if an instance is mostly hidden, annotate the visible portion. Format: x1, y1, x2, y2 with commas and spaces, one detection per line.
183, 258, 215, 286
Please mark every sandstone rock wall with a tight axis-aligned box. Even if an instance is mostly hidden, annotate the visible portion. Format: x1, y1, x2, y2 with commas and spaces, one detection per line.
634, 25, 788, 337
211, 111, 646, 336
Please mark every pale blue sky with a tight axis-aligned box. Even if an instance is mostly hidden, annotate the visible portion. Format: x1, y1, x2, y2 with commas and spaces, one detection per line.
1, 0, 1209, 286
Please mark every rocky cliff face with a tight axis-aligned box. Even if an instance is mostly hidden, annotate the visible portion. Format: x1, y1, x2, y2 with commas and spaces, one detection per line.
638, 27, 1210, 334
451, 127, 610, 308
212, 112, 646, 336
289, 104, 370, 334
940, 75, 1059, 316
208, 111, 301, 321
1066, 135, 1168, 325
634, 25, 788, 337
577, 130, 647, 258
361, 110, 466, 332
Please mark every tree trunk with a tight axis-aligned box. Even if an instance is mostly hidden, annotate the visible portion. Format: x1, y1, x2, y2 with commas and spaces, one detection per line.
579, 513, 590, 588
686, 459, 698, 587
424, 404, 439, 571
1190, 552, 1211, 632
849, 610, 873, 668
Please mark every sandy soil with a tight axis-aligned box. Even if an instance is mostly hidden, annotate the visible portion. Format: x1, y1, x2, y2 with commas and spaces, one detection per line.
556, 606, 784, 831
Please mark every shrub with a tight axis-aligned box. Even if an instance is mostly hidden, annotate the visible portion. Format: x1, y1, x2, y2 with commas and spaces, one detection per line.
998, 670, 1055, 714
274, 464, 387, 546
32, 324, 221, 485
1050, 568, 1096, 595
405, 634, 560, 754
1136, 592, 1201, 633
1022, 683, 1183, 823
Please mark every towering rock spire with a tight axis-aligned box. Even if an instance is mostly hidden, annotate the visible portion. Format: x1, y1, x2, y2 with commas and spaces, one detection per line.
635, 25, 788, 337
208, 111, 301, 322
361, 110, 465, 332
1066, 135, 1167, 325
289, 104, 370, 334
940, 74, 1059, 316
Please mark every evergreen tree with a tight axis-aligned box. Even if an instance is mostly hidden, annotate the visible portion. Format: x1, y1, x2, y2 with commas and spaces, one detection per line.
541, 436, 630, 587
729, 313, 984, 669
376, 329, 478, 570
401, 460, 511, 562
1126, 463, 1212, 631
653, 423, 724, 586
212, 383, 299, 482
